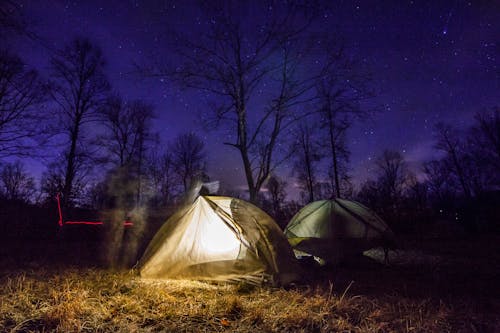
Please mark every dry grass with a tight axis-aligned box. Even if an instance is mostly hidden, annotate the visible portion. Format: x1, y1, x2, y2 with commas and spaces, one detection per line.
1, 237, 499, 332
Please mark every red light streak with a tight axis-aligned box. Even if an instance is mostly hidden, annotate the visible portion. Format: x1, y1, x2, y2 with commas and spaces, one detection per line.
64, 221, 104, 225
56, 192, 134, 228
56, 193, 63, 227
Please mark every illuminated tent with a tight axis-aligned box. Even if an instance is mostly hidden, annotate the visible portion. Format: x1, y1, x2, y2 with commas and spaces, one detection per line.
284, 199, 395, 264
138, 196, 299, 285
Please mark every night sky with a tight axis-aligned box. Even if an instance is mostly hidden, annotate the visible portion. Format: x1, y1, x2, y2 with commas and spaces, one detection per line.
8, 0, 500, 192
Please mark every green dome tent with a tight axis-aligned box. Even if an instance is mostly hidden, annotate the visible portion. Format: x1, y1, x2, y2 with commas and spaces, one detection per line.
138, 196, 299, 285
284, 199, 395, 264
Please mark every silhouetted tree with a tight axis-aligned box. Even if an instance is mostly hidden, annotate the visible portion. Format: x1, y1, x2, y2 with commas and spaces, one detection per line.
468, 107, 500, 189
423, 159, 459, 208
170, 133, 207, 193
82, 180, 107, 210
150, 2, 341, 202
49, 37, 110, 206
265, 173, 287, 222
314, 39, 375, 198
433, 123, 472, 198
324, 137, 352, 199
0, 160, 35, 202
356, 179, 380, 211
358, 150, 410, 229
146, 151, 179, 206
292, 124, 322, 203
0, 49, 46, 157
403, 173, 431, 233
375, 150, 409, 203
40, 162, 67, 206
97, 96, 156, 203
406, 174, 429, 210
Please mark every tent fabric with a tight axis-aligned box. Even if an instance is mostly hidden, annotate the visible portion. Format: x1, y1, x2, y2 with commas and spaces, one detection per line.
284, 199, 394, 264
138, 196, 299, 285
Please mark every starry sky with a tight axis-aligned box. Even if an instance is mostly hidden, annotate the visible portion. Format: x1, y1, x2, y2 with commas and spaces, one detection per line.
7, 0, 500, 192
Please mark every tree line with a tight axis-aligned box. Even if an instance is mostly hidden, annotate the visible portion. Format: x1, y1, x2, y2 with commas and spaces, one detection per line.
0, 37, 210, 207
355, 113, 500, 234
261, 108, 499, 233
1, 1, 498, 236
1, 2, 370, 207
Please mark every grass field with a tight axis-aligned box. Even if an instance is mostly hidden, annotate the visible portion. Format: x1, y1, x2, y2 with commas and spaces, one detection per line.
1, 236, 499, 332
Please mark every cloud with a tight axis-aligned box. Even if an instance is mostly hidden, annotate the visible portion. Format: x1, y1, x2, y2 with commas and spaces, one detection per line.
403, 139, 436, 164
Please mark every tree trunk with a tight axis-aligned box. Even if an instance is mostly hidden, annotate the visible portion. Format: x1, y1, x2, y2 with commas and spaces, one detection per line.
302, 132, 315, 202
331, 143, 341, 198
327, 110, 341, 198
306, 156, 314, 202
240, 146, 257, 202
63, 123, 80, 207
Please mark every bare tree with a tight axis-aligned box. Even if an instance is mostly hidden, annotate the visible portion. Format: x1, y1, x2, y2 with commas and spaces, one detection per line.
468, 107, 500, 188
40, 161, 66, 206
170, 133, 207, 193
258, 173, 289, 227
375, 150, 409, 201
423, 159, 459, 203
82, 180, 107, 210
146, 151, 179, 206
98, 96, 134, 167
97, 96, 156, 203
265, 174, 287, 221
323, 121, 351, 198
356, 179, 380, 211
357, 150, 410, 229
292, 124, 322, 203
49, 37, 110, 206
0, 49, 46, 157
434, 123, 471, 198
405, 173, 428, 211
149, 3, 334, 202
0, 160, 36, 202
371, 150, 411, 225
315, 43, 375, 198
129, 101, 157, 203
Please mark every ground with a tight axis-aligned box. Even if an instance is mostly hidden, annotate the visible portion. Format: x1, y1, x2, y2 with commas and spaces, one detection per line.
0, 236, 499, 332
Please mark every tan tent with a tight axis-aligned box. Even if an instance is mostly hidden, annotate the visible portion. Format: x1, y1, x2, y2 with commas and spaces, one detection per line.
285, 199, 395, 264
138, 196, 299, 285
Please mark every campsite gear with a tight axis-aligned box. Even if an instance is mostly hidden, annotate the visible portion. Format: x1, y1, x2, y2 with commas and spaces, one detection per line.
138, 196, 299, 285
284, 199, 394, 264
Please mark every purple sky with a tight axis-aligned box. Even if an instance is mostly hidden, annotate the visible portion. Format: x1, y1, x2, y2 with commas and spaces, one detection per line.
8, 0, 500, 192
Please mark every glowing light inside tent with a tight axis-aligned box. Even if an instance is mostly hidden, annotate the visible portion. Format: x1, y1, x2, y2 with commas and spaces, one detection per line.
201, 216, 241, 256
187, 199, 241, 259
